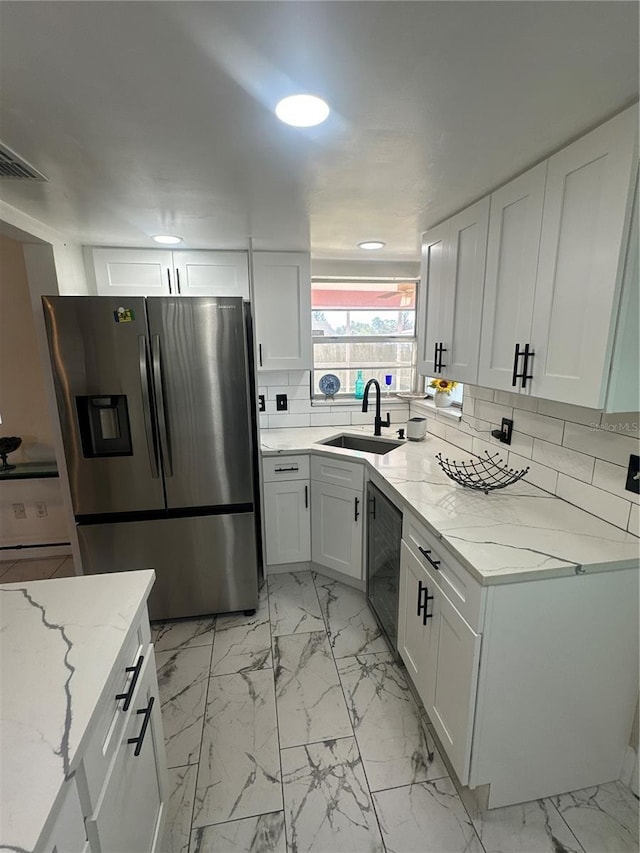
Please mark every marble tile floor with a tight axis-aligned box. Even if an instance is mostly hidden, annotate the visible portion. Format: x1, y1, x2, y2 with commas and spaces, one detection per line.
151, 569, 638, 853
0, 555, 75, 583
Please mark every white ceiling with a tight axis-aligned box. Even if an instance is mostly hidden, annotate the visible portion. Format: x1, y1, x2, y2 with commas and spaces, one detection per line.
0, 1, 638, 261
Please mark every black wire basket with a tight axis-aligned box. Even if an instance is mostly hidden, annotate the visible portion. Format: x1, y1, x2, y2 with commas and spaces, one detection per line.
435, 450, 529, 495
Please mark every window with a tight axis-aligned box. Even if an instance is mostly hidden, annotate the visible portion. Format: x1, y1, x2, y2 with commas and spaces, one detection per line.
312, 278, 418, 396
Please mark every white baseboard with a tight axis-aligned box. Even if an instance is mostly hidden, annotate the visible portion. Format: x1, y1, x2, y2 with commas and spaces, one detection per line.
0, 544, 72, 562
621, 746, 639, 796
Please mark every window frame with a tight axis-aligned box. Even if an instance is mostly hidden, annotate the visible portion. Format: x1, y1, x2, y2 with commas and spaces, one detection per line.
311, 276, 420, 399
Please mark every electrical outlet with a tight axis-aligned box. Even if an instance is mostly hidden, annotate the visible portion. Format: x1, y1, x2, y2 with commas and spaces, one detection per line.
258, 394, 265, 412
35, 502, 48, 518
276, 393, 288, 412
491, 418, 513, 445
12, 503, 26, 520
625, 454, 640, 494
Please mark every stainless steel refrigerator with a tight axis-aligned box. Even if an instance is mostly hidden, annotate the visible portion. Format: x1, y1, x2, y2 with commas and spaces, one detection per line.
42, 295, 260, 621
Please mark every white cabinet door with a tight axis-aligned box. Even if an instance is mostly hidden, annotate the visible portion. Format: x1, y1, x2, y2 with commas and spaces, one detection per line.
530, 107, 638, 407
424, 583, 481, 786
418, 200, 488, 383
173, 251, 249, 298
446, 198, 490, 384
252, 251, 312, 371
311, 480, 363, 580
478, 163, 547, 392
264, 480, 311, 565
86, 650, 168, 853
418, 220, 450, 377
93, 248, 173, 296
398, 541, 432, 699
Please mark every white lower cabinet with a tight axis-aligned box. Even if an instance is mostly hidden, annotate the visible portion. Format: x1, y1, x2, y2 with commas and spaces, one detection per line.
85, 650, 167, 853
399, 509, 639, 808
264, 479, 311, 565
398, 540, 480, 784
39, 779, 87, 853
311, 479, 363, 580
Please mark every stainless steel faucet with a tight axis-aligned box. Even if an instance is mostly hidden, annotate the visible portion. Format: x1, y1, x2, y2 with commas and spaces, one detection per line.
362, 379, 391, 436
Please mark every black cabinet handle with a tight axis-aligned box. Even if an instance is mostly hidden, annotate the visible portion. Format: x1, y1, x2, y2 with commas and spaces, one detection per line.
258, 343, 263, 367
127, 696, 155, 757
418, 545, 441, 571
354, 496, 360, 522
438, 344, 447, 372
512, 342, 535, 388
417, 580, 434, 625
370, 496, 376, 519
512, 343, 521, 387
116, 655, 144, 712
434, 341, 439, 372
521, 343, 535, 388
167, 269, 172, 295
304, 485, 308, 509
176, 269, 181, 294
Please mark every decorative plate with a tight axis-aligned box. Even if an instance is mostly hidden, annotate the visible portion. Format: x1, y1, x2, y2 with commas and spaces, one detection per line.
319, 373, 341, 398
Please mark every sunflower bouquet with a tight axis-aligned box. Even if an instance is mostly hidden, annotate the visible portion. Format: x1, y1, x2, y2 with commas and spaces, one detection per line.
429, 378, 458, 395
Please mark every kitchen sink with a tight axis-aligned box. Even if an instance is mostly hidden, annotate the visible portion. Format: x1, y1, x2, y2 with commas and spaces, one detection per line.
319, 433, 403, 455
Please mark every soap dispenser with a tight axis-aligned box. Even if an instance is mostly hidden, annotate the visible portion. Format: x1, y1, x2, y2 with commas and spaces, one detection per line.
354, 370, 365, 399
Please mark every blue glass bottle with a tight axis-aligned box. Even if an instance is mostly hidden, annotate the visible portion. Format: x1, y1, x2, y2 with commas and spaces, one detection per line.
354, 370, 365, 399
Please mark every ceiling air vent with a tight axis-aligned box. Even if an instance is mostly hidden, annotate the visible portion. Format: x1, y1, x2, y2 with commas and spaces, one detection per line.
0, 142, 48, 181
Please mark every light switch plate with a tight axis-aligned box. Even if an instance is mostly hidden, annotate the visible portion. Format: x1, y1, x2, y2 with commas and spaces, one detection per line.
276, 394, 288, 412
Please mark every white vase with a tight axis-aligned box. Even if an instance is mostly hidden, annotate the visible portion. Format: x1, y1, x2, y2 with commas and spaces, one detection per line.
434, 391, 452, 408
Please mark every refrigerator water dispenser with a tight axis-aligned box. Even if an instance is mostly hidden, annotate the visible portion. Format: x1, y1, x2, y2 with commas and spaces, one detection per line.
76, 395, 133, 457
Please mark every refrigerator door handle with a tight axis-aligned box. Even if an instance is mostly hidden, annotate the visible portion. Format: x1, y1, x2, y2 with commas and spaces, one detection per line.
151, 334, 173, 477
138, 336, 160, 478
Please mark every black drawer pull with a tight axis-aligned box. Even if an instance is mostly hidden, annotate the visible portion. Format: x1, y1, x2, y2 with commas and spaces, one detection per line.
418, 546, 441, 571
274, 466, 299, 473
116, 655, 144, 711
127, 696, 155, 757
417, 580, 434, 624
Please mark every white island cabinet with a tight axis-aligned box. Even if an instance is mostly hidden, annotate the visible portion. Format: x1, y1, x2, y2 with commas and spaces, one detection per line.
0, 569, 167, 853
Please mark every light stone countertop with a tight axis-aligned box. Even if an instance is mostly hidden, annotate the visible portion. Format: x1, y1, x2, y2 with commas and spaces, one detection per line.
0, 569, 155, 853
260, 426, 639, 584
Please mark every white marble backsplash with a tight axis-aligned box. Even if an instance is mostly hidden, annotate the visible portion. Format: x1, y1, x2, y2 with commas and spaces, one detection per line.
412, 385, 640, 536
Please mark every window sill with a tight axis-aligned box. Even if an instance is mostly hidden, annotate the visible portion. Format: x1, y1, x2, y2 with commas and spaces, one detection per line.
311, 395, 408, 408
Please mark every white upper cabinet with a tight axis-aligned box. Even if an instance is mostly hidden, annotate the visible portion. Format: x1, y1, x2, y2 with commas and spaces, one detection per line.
478, 105, 637, 406
93, 248, 174, 296
530, 107, 638, 407
418, 198, 489, 384
92, 248, 249, 298
252, 251, 312, 371
418, 221, 450, 377
478, 163, 547, 392
172, 251, 249, 297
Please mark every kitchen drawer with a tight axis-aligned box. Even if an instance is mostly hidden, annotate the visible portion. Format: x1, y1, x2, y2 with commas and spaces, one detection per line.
81, 614, 151, 808
311, 454, 364, 491
403, 511, 485, 632
263, 454, 310, 482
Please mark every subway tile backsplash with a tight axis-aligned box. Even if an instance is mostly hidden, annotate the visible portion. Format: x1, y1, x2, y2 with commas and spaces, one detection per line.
411, 385, 639, 537
257, 370, 410, 431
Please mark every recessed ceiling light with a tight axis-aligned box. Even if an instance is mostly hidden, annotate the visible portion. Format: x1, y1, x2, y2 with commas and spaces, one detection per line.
358, 241, 385, 250
152, 235, 182, 245
275, 94, 330, 127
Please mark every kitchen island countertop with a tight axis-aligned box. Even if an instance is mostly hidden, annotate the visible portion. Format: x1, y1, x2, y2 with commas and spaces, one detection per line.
261, 425, 639, 585
0, 569, 155, 853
